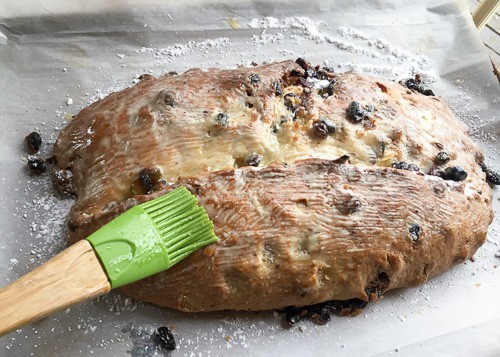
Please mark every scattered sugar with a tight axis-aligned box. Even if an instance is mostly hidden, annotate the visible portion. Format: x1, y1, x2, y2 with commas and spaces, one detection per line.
246, 16, 436, 82
137, 38, 231, 65
249, 31, 284, 45
248, 17, 378, 57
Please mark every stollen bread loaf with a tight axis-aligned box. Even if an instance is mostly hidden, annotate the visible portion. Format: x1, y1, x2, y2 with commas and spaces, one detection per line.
53, 60, 494, 311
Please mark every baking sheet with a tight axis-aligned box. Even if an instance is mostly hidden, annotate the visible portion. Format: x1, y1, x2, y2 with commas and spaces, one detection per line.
1, 0, 499, 355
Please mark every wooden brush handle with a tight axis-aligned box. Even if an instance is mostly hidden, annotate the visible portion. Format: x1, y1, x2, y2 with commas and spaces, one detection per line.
0, 240, 111, 336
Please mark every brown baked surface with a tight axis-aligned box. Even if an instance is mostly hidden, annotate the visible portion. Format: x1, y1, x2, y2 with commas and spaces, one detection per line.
53, 60, 494, 311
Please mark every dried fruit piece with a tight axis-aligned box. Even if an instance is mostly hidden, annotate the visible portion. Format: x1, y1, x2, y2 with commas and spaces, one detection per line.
27, 158, 46, 173
138, 74, 155, 81
273, 81, 282, 96
312, 119, 336, 139
304, 68, 315, 79
365, 286, 384, 301
157, 90, 176, 107
479, 163, 500, 185
405, 78, 424, 92
312, 121, 328, 139
312, 308, 331, 325
404, 77, 435, 96
441, 166, 467, 182
321, 119, 336, 134
246, 153, 262, 167
138, 168, 161, 194
249, 73, 261, 84
215, 113, 228, 126
347, 101, 365, 123
25, 132, 42, 154
284, 298, 369, 326
409, 224, 420, 242
155, 326, 175, 351
435, 151, 450, 165
314, 70, 330, 80
326, 80, 336, 96
284, 93, 298, 112
295, 57, 310, 70
391, 162, 419, 172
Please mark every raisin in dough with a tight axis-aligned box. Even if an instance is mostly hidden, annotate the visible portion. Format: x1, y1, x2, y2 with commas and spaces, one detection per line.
53, 60, 494, 311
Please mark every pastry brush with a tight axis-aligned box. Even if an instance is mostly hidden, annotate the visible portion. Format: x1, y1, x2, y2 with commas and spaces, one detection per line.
0, 186, 218, 336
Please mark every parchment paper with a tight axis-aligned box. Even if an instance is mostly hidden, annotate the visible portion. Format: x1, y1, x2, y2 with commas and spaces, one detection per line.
1, 0, 499, 356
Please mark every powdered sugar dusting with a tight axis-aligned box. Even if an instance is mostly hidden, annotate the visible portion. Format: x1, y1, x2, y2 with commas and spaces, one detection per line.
136, 38, 231, 65
248, 17, 379, 59
246, 16, 436, 82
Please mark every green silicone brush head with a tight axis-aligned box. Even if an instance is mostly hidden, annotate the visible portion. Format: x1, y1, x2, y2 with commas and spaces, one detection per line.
86, 186, 218, 288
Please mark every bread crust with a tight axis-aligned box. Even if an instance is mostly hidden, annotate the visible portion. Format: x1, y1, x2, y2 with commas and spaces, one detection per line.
53, 60, 494, 311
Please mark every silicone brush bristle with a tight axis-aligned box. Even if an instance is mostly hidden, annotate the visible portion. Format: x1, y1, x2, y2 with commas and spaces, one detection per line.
86, 186, 218, 288
141, 187, 217, 266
